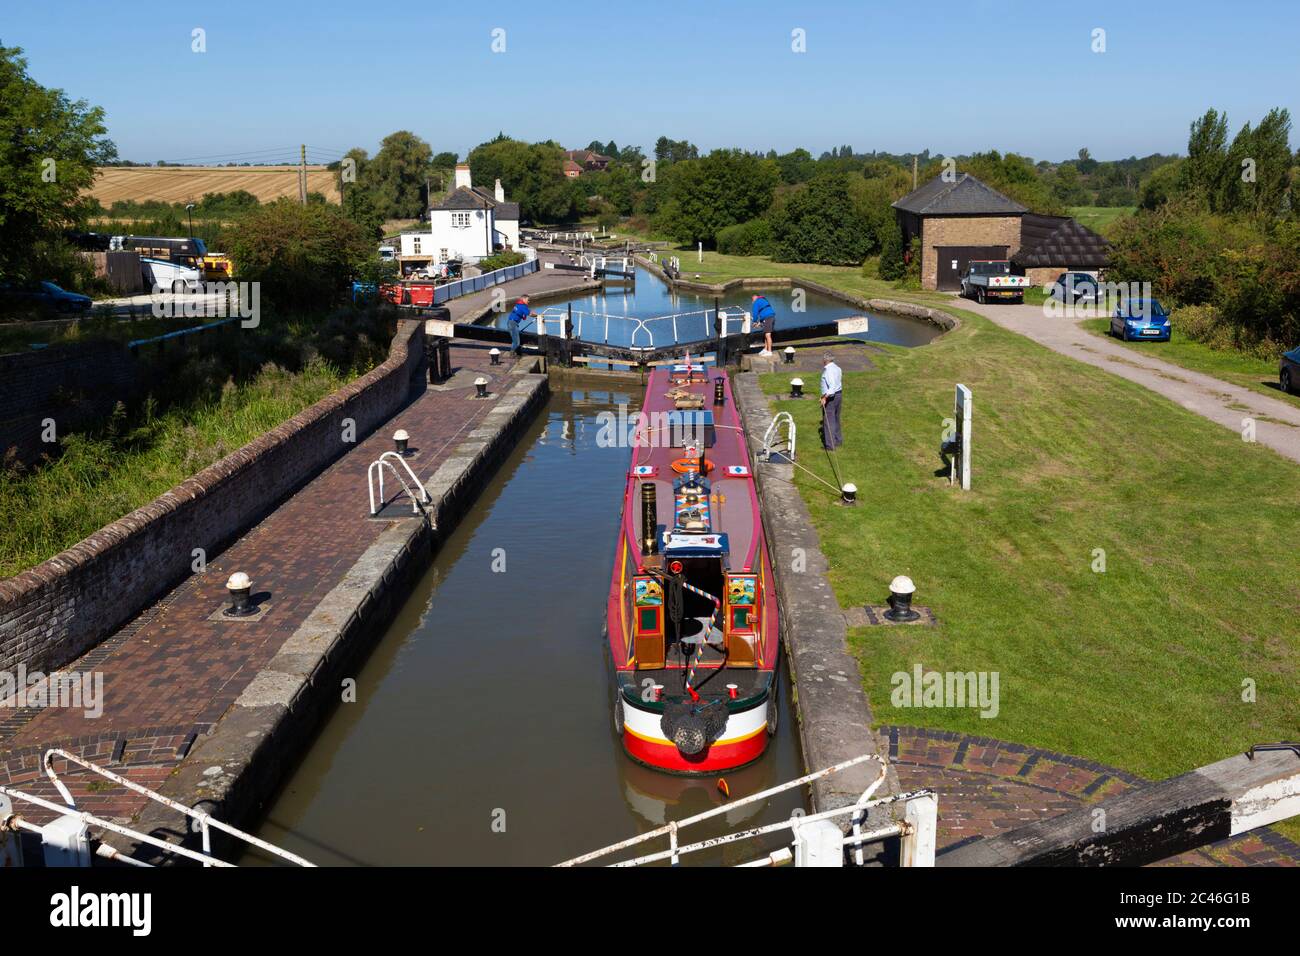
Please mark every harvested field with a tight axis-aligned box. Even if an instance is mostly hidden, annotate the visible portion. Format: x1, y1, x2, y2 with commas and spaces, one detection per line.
91, 165, 341, 205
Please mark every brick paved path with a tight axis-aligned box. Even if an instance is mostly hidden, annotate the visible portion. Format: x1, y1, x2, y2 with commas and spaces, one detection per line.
446, 253, 601, 323
0, 343, 508, 828
887, 725, 1300, 866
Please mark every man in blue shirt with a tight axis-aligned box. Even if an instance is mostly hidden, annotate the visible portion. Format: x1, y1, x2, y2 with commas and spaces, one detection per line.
820, 352, 843, 450
507, 295, 534, 356
751, 294, 777, 356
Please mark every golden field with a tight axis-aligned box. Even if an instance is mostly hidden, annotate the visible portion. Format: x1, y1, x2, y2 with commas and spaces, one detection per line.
91, 165, 342, 205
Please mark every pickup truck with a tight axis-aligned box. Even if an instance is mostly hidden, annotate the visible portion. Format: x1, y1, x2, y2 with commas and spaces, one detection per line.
960, 260, 1030, 304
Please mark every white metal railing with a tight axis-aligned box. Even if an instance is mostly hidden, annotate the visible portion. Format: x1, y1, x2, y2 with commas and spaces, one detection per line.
0, 748, 314, 867
368, 451, 431, 516
557, 753, 935, 868
529, 306, 749, 349
433, 258, 540, 304
761, 411, 796, 463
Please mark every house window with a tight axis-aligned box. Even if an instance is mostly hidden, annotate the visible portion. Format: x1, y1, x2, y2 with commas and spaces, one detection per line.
452, 212, 471, 229
412, 237, 421, 254
440, 249, 448, 262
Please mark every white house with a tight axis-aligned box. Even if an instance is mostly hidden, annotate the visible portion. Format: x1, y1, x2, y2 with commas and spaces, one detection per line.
398, 165, 521, 274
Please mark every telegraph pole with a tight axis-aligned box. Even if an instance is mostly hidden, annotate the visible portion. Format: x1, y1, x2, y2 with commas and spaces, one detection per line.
299, 144, 308, 205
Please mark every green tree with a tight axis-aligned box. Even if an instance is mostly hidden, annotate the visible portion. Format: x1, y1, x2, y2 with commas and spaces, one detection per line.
467, 136, 582, 223
1182, 108, 1232, 210
0, 44, 116, 278
367, 131, 434, 219
654, 150, 779, 246
769, 174, 873, 265
226, 199, 373, 310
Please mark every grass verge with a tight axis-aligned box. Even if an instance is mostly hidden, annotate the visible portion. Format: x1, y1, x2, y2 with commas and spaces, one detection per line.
1079, 318, 1299, 409
758, 285, 1300, 843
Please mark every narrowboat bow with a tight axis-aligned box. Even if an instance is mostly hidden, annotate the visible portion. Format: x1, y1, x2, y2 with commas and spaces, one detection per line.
607, 362, 781, 774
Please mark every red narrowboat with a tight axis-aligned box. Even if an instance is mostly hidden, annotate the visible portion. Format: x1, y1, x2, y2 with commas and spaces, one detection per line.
607, 361, 780, 774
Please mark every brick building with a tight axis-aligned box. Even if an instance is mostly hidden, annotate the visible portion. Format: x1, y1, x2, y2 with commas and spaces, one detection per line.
892, 173, 1110, 291
893, 173, 1027, 291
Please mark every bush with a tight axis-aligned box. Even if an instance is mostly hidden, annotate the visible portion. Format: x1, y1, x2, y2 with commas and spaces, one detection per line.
877, 226, 905, 280
476, 250, 527, 273
770, 174, 872, 265
226, 199, 372, 311
860, 256, 880, 279
716, 218, 773, 256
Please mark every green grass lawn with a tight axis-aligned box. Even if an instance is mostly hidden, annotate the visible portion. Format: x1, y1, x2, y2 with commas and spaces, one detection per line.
1079, 318, 1299, 409
758, 288, 1300, 843
1068, 205, 1136, 234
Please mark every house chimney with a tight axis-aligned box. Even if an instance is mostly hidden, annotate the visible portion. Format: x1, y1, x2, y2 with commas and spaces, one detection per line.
494, 178, 505, 203
454, 164, 472, 191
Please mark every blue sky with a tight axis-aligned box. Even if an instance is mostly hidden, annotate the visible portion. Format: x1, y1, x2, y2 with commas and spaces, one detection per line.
6, 0, 1297, 164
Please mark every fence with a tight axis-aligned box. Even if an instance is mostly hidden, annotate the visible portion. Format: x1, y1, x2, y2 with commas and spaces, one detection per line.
433, 258, 540, 305
533, 306, 750, 350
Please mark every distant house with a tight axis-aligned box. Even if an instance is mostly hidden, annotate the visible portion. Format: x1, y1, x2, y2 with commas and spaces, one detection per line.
891, 173, 1109, 291
562, 160, 583, 179
397, 164, 520, 273
562, 149, 613, 174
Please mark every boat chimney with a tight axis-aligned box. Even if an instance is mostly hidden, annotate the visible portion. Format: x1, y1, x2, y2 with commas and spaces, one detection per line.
713, 377, 725, 406
640, 482, 658, 555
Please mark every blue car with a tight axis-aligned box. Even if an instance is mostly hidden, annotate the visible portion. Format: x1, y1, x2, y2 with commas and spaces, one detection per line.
1110, 298, 1171, 342
1280, 346, 1300, 395
0, 279, 93, 314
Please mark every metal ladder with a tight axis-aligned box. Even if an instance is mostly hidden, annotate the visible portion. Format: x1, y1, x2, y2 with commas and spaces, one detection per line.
0, 748, 314, 867
367, 451, 431, 516
761, 411, 796, 463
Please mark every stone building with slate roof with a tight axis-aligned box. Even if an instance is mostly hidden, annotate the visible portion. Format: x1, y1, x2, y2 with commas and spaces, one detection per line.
892, 173, 1028, 291
891, 173, 1109, 291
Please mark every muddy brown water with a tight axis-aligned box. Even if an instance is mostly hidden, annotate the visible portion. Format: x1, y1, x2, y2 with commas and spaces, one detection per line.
244, 389, 805, 866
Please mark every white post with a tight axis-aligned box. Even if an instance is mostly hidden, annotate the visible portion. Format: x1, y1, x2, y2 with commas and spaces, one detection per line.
902, 793, 938, 867
697, 241, 703, 263
792, 818, 844, 867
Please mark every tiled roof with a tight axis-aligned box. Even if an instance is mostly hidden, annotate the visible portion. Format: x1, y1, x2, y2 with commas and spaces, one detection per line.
432, 186, 493, 211
1013, 213, 1110, 268
892, 173, 1027, 216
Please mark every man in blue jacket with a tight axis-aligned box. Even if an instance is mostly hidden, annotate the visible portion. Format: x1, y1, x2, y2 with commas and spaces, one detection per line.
507, 295, 534, 356
751, 294, 776, 356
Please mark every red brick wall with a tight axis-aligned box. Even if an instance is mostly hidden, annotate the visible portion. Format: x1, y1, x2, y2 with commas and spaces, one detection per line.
0, 320, 426, 674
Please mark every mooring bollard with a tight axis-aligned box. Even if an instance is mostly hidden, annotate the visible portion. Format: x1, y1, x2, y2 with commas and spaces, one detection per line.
490, 347, 501, 366
841, 482, 857, 504
393, 429, 409, 456
789, 378, 804, 399
784, 346, 796, 364
884, 575, 920, 623
223, 572, 257, 617
475, 376, 489, 399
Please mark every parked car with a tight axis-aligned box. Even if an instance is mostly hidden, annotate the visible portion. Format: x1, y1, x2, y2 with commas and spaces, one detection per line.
960, 260, 1030, 304
0, 279, 92, 314
1280, 346, 1300, 395
1110, 298, 1171, 341
1047, 271, 1100, 304
140, 258, 203, 294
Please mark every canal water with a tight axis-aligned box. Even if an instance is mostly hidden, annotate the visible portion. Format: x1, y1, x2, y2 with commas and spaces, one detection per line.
246, 388, 805, 866
490, 265, 941, 350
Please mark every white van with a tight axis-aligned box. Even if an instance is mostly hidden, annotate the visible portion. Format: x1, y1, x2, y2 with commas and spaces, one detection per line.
141, 257, 203, 294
